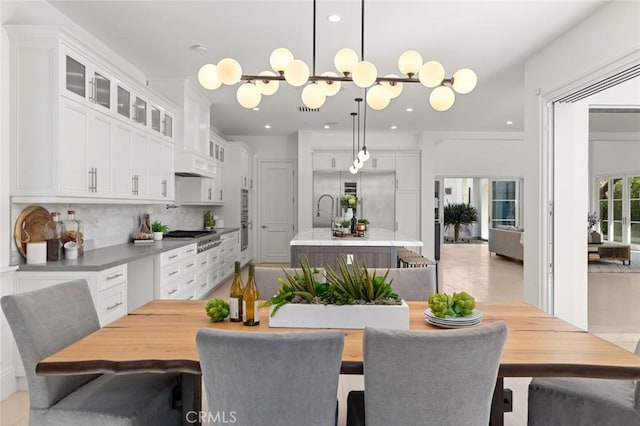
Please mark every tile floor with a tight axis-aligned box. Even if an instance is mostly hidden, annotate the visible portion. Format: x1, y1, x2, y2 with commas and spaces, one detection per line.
2, 243, 638, 426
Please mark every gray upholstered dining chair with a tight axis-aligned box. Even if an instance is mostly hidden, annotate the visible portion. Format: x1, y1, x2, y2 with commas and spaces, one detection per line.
370, 267, 436, 301
254, 266, 326, 298
346, 322, 508, 426
528, 339, 640, 425
196, 328, 344, 426
1, 280, 181, 426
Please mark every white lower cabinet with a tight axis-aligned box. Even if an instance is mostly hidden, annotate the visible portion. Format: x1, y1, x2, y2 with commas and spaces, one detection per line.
12, 264, 128, 386
156, 243, 197, 300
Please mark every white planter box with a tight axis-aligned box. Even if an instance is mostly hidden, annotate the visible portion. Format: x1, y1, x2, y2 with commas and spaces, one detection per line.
268, 300, 409, 330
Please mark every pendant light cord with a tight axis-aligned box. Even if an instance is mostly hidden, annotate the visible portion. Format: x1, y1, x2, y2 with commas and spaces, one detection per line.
312, 0, 316, 76
361, 0, 365, 61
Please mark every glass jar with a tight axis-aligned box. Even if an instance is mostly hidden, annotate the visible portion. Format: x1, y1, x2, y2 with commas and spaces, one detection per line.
44, 212, 62, 261
62, 210, 84, 256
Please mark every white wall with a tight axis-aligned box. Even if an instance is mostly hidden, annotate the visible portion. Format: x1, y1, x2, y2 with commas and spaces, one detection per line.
524, 0, 640, 326
230, 135, 297, 161
590, 136, 640, 176
433, 134, 525, 177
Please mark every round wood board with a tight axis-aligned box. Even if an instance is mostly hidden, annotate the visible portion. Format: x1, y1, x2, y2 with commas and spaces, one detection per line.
14, 206, 50, 258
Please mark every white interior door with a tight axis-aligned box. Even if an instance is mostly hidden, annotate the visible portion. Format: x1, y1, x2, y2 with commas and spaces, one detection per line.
259, 161, 295, 263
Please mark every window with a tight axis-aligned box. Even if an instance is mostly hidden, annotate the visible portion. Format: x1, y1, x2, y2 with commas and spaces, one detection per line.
490, 180, 520, 228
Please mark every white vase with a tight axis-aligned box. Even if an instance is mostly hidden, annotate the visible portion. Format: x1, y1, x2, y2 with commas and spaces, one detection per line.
344, 208, 354, 222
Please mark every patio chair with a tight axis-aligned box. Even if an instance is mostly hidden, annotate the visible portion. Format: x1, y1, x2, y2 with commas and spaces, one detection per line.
1, 280, 181, 426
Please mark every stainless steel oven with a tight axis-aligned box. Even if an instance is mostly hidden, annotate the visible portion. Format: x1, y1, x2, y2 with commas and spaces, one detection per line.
241, 189, 249, 251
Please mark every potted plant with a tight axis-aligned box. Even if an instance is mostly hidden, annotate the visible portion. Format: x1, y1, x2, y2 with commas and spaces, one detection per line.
357, 218, 369, 231
444, 203, 478, 242
587, 212, 601, 243
204, 211, 215, 230
151, 221, 168, 241
263, 257, 408, 329
340, 219, 352, 233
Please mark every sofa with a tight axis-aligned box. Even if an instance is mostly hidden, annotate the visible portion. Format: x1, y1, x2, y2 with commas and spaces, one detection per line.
489, 227, 524, 261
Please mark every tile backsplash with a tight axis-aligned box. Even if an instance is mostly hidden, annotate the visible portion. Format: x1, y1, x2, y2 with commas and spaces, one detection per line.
11, 202, 223, 258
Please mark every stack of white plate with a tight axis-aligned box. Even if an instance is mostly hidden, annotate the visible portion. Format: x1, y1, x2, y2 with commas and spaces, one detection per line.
424, 309, 482, 328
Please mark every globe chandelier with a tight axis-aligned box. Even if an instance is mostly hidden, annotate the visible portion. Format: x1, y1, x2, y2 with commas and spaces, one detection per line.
197, 0, 478, 111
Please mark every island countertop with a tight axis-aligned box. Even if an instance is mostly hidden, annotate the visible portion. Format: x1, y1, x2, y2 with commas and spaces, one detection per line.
290, 228, 423, 247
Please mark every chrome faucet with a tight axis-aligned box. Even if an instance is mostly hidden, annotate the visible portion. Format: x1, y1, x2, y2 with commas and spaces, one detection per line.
316, 194, 335, 230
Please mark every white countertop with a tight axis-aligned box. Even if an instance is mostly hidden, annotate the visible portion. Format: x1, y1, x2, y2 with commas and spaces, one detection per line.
290, 228, 423, 247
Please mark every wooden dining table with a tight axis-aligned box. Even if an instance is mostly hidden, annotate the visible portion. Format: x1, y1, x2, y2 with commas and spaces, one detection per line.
37, 300, 640, 426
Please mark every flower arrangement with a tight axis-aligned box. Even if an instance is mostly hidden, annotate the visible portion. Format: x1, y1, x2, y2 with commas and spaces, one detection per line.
340, 194, 359, 209
587, 212, 599, 230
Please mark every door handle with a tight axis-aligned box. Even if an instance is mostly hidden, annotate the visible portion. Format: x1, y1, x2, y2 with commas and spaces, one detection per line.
261, 225, 268, 229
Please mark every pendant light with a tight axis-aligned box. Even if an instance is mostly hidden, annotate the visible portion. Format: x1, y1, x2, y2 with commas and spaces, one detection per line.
349, 112, 358, 175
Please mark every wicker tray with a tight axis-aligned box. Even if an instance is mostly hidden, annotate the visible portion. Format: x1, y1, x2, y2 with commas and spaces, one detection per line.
14, 206, 50, 258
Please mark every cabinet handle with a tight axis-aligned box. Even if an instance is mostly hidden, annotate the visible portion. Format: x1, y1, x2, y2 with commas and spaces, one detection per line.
200, 261, 207, 266
106, 301, 122, 311
187, 248, 196, 254
131, 103, 136, 122
135, 175, 139, 195
220, 190, 223, 200
88, 78, 95, 103
95, 168, 98, 192
168, 288, 178, 295
186, 279, 195, 284
168, 254, 178, 259
208, 187, 212, 200
88, 169, 93, 191
186, 263, 195, 268
200, 282, 207, 288
168, 270, 179, 277
187, 296, 194, 300
373, 158, 378, 168
331, 157, 336, 168
106, 273, 123, 281
132, 175, 136, 195
162, 179, 167, 197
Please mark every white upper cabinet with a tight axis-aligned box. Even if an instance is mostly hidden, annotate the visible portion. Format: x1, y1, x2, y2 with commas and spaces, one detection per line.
313, 152, 353, 171
148, 79, 215, 177
362, 153, 395, 171
7, 26, 176, 202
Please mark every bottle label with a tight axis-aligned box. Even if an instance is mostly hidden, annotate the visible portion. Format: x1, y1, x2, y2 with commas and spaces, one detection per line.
229, 297, 239, 320
242, 300, 261, 323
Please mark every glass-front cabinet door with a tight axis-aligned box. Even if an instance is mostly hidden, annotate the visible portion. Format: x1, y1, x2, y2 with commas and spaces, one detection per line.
117, 85, 131, 118
134, 97, 147, 125
93, 71, 111, 109
151, 106, 161, 132
65, 55, 86, 98
162, 113, 173, 138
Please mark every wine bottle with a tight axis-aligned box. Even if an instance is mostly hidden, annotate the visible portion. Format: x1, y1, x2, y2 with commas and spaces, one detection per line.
229, 261, 244, 322
351, 209, 357, 234
242, 263, 260, 326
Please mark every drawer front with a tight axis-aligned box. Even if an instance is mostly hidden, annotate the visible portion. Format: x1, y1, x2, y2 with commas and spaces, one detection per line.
195, 272, 209, 298
197, 252, 209, 270
161, 262, 182, 283
182, 257, 198, 275
97, 264, 127, 292
97, 283, 127, 325
181, 272, 197, 293
160, 278, 181, 298
160, 247, 182, 266
182, 243, 197, 258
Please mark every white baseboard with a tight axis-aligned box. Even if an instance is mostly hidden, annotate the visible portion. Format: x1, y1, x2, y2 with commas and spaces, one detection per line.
1, 367, 17, 400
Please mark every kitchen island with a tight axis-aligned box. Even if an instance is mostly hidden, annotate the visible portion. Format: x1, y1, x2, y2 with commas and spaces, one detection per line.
290, 228, 423, 269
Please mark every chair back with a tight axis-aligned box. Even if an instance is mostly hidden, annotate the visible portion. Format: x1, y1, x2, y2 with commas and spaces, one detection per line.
196, 328, 344, 426
254, 266, 326, 298
370, 268, 436, 301
1, 280, 100, 409
363, 322, 508, 426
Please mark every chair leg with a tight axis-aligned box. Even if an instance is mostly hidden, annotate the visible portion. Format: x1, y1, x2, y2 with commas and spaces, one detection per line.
346, 390, 366, 426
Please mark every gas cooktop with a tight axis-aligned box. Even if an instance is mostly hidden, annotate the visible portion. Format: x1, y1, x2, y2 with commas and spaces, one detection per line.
164, 230, 216, 238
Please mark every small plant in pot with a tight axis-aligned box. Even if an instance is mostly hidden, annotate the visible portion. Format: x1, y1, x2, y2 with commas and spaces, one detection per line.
151, 221, 168, 241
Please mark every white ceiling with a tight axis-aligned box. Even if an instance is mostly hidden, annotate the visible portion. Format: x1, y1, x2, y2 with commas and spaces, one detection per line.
37, 1, 615, 136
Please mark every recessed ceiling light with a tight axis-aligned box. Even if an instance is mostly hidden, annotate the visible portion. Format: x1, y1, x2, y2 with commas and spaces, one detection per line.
323, 124, 330, 129
253, 107, 260, 111
327, 14, 341, 23
391, 125, 397, 130
265, 124, 271, 129
506, 120, 513, 125
405, 107, 413, 112
190, 44, 207, 54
